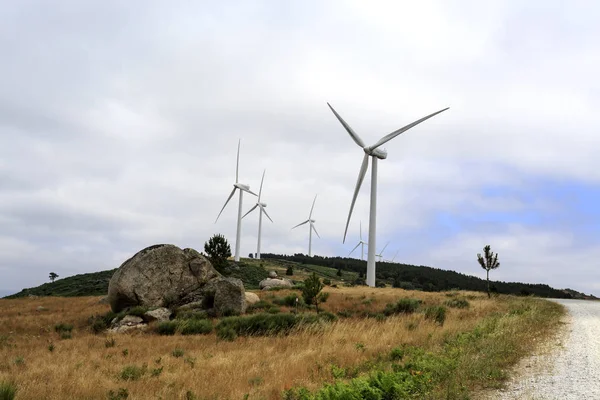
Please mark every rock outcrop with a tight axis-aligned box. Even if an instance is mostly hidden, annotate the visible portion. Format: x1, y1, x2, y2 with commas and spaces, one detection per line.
107, 244, 247, 315
107, 244, 220, 312
144, 307, 172, 323
259, 277, 293, 290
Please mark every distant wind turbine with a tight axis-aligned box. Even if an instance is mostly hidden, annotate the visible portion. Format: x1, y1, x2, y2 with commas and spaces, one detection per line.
390, 249, 400, 263
292, 195, 320, 257
376, 241, 389, 262
215, 139, 257, 262
348, 221, 368, 260
242, 169, 273, 260
328, 102, 449, 287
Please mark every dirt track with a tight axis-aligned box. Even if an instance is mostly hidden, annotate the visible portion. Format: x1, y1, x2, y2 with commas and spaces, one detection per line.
486, 299, 600, 400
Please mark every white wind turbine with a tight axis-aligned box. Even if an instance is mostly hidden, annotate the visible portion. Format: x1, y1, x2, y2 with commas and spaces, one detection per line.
242, 169, 273, 260
389, 249, 400, 263
291, 194, 320, 257
348, 221, 368, 260
215, 139, 257, 262
376, 241, 390, 262
328, 102, 449, 287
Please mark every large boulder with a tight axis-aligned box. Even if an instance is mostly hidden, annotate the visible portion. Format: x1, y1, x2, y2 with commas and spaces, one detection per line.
204, 277, 247, 315
259, 278, 293, 290
107, 244, 221, 312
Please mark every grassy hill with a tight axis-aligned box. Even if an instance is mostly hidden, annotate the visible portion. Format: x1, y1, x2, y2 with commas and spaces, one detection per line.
3, 254, 594, 299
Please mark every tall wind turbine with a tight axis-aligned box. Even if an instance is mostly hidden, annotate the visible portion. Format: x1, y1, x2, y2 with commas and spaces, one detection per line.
292, 195, 320, 257
242, 169, 273, 260
376, 241, 389, 262
215, 139, 257, 262
328, 102, 449, 287
390, 249, 400, 263
348, 221, 368, 260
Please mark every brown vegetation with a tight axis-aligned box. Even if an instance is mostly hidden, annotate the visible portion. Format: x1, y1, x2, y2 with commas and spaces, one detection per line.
0, 287, 563, 399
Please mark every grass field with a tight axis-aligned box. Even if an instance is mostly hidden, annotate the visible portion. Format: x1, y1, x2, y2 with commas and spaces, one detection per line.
0, 287, 564, 399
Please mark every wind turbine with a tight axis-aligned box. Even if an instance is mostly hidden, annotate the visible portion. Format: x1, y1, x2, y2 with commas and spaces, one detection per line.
215, 139, 257, 262
242, 169, 273, 260
390, 249, 400, 263
376, 241, 389, 262
328, 102, 449, 287
292, 195, 320, 257
348, 221, 368, 260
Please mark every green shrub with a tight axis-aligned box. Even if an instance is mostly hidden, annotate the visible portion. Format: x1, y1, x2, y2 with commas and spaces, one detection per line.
318, 292, 330, 303
151, 366, 163, 377
0, 381, 17, 400
273, 295, 300, 307
390, 347, 404, 361
48, 343, 55, 352
216, 327, 238, 341
336, 310, 353, 318
60, 331, 72, 340
286, 266, 294, 275
215, 312, 336, 339
383, 298, 422, 316
444, 298, 470, 309
125, 306, 148, 318
176, 310, 208, 320
156, 321, 178, 335
107, 388, 129, 400
172, 349, 185, 358
322, 278, 331, 286
424, 306, 447, 325
120, 365, 146, 381
179, 319, 213, 335
54, 323, 73, 333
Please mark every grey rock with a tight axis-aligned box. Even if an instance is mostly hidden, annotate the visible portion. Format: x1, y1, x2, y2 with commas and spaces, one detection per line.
107, 244, 221, 312
259, 278, 293, 290
120, 315, 143, 325
268, 270, 278, 278
210, 277, 247, 315
245, 292, 260, 305
36, 306, 47, 312
109, 324, 148, 334
178, 301, 203, 311
144, 307, 172, 323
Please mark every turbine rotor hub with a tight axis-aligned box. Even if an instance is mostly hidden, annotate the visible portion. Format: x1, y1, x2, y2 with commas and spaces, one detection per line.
363, 147, 387, 159
234, 183, 250, 191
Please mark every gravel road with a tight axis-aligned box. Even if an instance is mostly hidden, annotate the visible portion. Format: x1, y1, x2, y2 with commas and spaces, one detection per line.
486, 299, 600, 400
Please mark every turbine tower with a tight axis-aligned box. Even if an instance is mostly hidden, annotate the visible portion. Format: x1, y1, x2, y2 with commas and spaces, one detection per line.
215, 139, 257, 262
292, 194, 320, 257
376, 241, 389, 262
328, 102, 449, 287
348, 221, 368, 260
242, 169, 273, 260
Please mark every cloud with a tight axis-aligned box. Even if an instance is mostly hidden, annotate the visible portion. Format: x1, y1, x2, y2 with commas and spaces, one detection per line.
1, 0, 599, 296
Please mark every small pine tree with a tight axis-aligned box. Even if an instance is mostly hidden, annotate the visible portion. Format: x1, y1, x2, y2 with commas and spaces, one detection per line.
336, 267, 342, 277
477, 245, 500, 298
204, 234, 232, 272
286, 266, 293, 276
302, 273, 324, 313
49, 272, 58, 283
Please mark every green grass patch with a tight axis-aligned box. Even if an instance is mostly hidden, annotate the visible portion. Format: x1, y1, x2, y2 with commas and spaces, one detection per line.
216, 312, 337, 339
383, 298, 422, 316
0, 381, 17, 400
179, 319, 213, 335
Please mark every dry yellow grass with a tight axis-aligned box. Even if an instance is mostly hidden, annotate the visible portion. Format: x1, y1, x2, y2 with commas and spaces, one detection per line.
0, 288, 534, 399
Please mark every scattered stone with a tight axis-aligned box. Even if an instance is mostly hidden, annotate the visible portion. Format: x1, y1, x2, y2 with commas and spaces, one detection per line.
36, 306, 47, 312
268, 270, 278, 278
245, 292, 260, 305
109, 324, 148, 334
120, 315, 143, 325
108, 315, 147, 334
259, 278, 293, 290
144, 307, 172, 323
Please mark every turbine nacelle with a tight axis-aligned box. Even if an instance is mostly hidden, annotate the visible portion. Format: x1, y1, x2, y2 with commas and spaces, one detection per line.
234, 183, 251, 192
310, 219, 316, 223
364, 147, 387, 159
259, 202, 267, 208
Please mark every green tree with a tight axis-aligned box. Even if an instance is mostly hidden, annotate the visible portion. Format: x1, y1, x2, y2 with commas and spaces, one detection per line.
302, 273, 325, 313
204, 234, 232, 273
285, 266, 294, 276
477, 245, 500, 298
336, 267, 342, 277
49, 272, 58, 283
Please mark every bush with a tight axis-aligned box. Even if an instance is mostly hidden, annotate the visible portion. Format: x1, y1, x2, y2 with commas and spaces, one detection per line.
286, 266, 294, 275
319, 292, 330, 303
156, 321, 178, 335
215, 312, 336, 339
424, 306, 447, 325
107, 388, 129, 400
273, 295, 301, 307
179, 319, 213, 335
172, 349, 185, 358
54, 323, 73, 333
383, 298, 422, 316
216, 327, 238, 341
444, 298, 470, 309
322, 278, 331, 286
125, 306, 148, 318
0, 381, 17, 400
120, 365, 146, 381
390, 347, 404, 361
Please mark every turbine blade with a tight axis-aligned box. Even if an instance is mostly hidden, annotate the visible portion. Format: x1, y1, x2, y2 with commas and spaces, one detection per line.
242, 204, 258, 219
380, 241, 389, 255
360, 221, 363, 241
261, 207, 274, 223
343, 154, 369, 243
292, 220, 309, 230
236, 139, 240, 183
392, 250, 400, 262
258, 169, 265, 201
369, 107, 449, 151
327, 103, 366, 148
348, 242, 361, 256
215, 187, 237, 223
309, 194, 317, 219
312, 224, 320, 238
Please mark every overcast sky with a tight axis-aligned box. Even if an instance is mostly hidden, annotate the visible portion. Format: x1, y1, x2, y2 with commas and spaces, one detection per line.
1, 0, 599, 297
